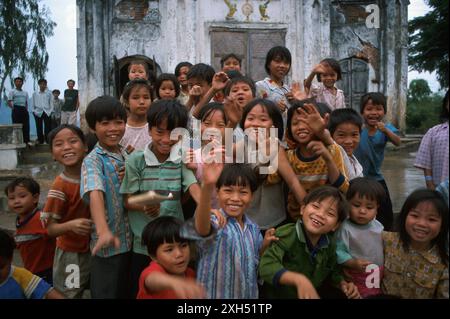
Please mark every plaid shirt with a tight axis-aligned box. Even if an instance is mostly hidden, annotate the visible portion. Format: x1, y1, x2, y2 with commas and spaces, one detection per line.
81, 143, 132, 258
414, 122, 449, 186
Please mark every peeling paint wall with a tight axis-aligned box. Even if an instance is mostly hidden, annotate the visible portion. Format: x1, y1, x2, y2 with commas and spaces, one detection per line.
77, 0, 407, 130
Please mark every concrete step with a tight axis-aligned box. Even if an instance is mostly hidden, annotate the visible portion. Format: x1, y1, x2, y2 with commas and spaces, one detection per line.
18, 144, 53, 165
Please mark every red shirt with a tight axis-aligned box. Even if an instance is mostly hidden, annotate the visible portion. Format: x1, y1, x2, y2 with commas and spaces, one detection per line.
15, 209, 56, 274
137, 261, 196, 299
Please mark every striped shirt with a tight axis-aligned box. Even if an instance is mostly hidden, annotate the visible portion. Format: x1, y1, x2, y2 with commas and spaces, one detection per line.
181, 210, 263, 299
81, 143, 132, 258
120, 142, 197, 255
414, 122, 449, 186
0, 266, 52, 299
7, 88, 29, 107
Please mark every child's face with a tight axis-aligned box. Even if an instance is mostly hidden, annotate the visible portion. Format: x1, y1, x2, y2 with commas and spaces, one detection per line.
301, 196, 340, 237
290, 111, 314, 145
244, 104, 274, 141
52, 92, 60, 99
67, 81, 75, 89
268, 57, 290, 81
38, 82, 47, 92
362, 100, 385, 127
229, 82, 253, 110
177, 66, 190, 86
0, 256, 11, 284
149, 118, 179, 157
187, 77, 211, 99
222, 57, 241, 72
14, 79, 23, 89
405, 201, 442, 248
94, 117, 126, 152
128, 64, 148, 81
332, 122, 360, 156
201, 110, 226, 144
7, 186, 39, 217
320, 65, 338, 88
129, 86, 151, 116
217, 184, 252, 219
159, 80, 177, 100
349, 195, 378, 225
51, 128, 87, 168
154, 241, 190, 275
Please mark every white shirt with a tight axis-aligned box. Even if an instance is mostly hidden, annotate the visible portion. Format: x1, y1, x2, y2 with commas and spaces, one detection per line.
32, 89, 53, 116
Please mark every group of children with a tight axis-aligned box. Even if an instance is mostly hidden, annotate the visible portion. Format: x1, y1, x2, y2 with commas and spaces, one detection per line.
1, 46, 448, 299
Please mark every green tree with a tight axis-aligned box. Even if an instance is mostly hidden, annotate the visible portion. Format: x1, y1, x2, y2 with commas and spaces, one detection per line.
0, 0, 56, 97
409, 0, 449, 89
408, 79, 432, 102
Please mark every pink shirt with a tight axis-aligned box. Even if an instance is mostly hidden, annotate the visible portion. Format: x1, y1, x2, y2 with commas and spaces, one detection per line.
309, 82, 346, 110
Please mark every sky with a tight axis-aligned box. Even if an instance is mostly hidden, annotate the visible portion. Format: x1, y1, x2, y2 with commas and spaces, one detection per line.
4, 0, 443, 95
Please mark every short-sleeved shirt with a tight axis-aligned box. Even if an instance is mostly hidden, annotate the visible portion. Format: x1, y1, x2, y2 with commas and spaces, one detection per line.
80, 143, 132, 258
120, 123, 152, 152
259, 221, 343, 298
120, 142, 197, 255
181, 210, 263, 299
8, 89, 29, 107
41, 173, 91, 253
354, 123, 399, 181
256, 77, 290, 128
136, 261, 196, 299
0, 266, 52, 299
309, 82, 346, 110
382, 231, 449, 299
14, 208, 56, 274
62, 89, 78, 111
414, 122, 449, 186
52, 98, 63, 119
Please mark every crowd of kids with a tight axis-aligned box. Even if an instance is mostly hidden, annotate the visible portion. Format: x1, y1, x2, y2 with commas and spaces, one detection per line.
1, 47, 448, 300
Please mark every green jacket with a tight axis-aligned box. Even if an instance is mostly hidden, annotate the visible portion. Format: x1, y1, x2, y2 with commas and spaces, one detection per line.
259, 221, 344, 298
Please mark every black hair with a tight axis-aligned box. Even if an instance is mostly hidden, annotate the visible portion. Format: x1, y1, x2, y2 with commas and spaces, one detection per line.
220, 53, 242, 68
85, 132, 99, 153
48, 124, 86, 150
174, 61, 193, 77
4, 177, 40, 196
67, 79, 75, 85
38, 78, 47, 85
147, 99, 189, 130
317, 58, 342, 82
398, 189, 448, 266
286, 99, 324, 141
346, 177, 386, 205
0, 229, 15, 260
225, 70, 243, 80
14, 77, 24, 82
440, 90, 449, 122
127, 60, 149, 75
264, 46, 292, 75
154, 73, 181, 99
328, 108, 363, 135
52, 89, 60, 95
360, 92, 387, 114
141, 217, 189, 257
198, 102, 228, 124
302, 186, 348, 223
224, 76, 256, 97
240, 98, 284, 140
217, 164, 258, 193
121, 79, 153, 108
85, 96, 127, 130
187, 63, 215, 85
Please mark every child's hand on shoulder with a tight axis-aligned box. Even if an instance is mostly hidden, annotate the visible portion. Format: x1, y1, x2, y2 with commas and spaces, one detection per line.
69, 218, 92, 236
263, 228, 279, 245
340, 280, 361, 299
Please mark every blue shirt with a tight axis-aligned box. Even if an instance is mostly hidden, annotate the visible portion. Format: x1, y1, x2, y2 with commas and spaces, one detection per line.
0, 266, 51, 299
354, 123, 399, 181
81, 143, 132, 257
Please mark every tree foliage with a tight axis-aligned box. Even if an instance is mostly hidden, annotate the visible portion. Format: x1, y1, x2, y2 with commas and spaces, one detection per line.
408, 79, 432, 102
409, 0, 449, 89
0, 0, 56, 97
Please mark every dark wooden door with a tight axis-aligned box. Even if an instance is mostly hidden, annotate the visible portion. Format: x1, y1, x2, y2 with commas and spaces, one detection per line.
338, 57, 369, 110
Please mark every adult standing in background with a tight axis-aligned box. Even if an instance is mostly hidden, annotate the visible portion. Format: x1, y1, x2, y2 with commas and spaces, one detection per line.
61, 79, 79, 125
32, 79, 53, 144
7, 77, 31, 146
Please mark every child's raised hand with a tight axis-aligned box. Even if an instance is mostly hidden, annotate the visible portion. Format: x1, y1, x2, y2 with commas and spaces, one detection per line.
290, 81, 309, 100
202, 148, 225, 185
143, 204, 160, 217
212, 72, 230, 91
173, 278, 206, 299
297, 103, 328, 135
313, 63, 326, 75
189, 85, 203, 98
340, 281, 361, 299
92, 230, 120, 256
69, 218, 92, 236
223, 96, 242, 126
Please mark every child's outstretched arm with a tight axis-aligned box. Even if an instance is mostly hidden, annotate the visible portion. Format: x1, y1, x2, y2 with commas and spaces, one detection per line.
277, 147, 306, 203
304, 64, 326, 91
144, 272, 205, 299
376, 122, 401, 146
46, 218, 92, 238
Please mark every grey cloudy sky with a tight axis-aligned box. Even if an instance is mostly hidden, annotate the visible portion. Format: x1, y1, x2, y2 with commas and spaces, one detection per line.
15, 0, 442, 94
